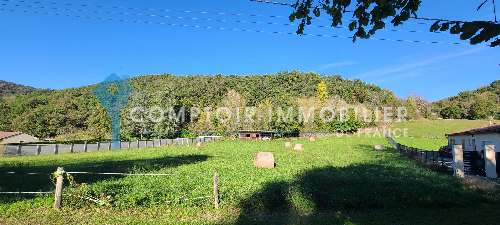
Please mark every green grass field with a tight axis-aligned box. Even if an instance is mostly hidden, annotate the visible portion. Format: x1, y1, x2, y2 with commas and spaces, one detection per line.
1, 133, 499, 224
390, 119, 494, 150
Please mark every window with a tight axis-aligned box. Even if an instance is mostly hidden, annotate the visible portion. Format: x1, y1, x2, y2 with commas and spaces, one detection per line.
450, 138, 456, 145
246, 134, 251, 137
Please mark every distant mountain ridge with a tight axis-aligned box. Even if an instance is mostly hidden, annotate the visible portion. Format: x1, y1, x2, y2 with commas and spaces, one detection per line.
0, 80, 37, 96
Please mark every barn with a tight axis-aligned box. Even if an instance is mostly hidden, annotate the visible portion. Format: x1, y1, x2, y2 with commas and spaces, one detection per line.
238, 130, 274, 140
447, 124, 500, 178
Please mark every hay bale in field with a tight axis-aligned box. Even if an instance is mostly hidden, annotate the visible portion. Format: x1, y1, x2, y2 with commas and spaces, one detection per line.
309, 137, 316, 142
293, 144, 303, 151
196, 142, 203, 148
374, 145, 384, 151
253, 152, 275, 168
284, 142, 292, 148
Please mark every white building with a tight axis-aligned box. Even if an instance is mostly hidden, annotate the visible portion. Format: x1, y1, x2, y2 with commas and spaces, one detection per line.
447, 125, 500, 178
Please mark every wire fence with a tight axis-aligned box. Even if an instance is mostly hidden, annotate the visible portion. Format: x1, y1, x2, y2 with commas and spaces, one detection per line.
0, 167, 221, 209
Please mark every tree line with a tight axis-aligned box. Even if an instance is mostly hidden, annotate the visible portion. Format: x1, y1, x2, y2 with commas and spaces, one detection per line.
0, 72, 497, 141
432, 80, 499, 120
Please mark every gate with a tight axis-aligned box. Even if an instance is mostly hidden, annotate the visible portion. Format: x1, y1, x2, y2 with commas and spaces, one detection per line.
463, 151, 485, 176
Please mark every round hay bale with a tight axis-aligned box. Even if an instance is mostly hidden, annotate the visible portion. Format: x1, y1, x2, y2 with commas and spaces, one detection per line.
293, 144, 304, 151
253, 152, 275, 168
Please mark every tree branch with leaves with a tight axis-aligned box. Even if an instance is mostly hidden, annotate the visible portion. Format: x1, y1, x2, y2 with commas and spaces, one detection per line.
289, 0, 500, 47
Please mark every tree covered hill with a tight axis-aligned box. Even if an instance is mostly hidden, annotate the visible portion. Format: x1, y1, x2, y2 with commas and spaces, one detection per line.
1, 73, 498, 140
0, 72, 400, 140
433, 80, 499, 120
0, 80, 36, 96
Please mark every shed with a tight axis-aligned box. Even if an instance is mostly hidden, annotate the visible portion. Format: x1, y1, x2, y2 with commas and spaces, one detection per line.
238, 130, 274, 140
447, 124, 500, 178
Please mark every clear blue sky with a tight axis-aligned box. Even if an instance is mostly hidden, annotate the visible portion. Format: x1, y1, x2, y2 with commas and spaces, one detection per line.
0, 0, 498, 101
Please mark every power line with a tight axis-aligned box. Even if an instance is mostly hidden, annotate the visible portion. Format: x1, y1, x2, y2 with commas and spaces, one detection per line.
249, 0, 500, 24
3, 0, 441, 33
248, 0, 294, 6
2, 0, 290, 19
2, 1, 440, 33
3, 0, 432, 27
0, 1, 464, 46
249, 0, 430, 26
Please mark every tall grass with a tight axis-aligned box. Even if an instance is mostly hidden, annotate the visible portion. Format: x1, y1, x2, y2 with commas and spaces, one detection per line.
0, 136, 498, 225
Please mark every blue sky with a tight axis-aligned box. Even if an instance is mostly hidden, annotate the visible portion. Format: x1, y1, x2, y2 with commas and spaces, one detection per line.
0, 0, 498, 101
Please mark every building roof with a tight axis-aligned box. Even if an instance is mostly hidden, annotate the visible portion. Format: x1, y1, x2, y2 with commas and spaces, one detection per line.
447, 124, 500, 136
0, 132, 22, 140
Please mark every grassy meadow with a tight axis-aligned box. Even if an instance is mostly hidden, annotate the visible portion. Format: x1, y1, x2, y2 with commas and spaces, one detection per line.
390, 119, 494, 150
1, 132, 499, 224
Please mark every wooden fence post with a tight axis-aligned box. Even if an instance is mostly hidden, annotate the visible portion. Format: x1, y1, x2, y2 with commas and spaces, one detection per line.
53, 167, 64, 209
84, 141, 88, 152
17, 142, 22, 156
54, 144, 59, 155
36, 144, 41, 155
213, 172, 220, 209
70, 143, 74, 153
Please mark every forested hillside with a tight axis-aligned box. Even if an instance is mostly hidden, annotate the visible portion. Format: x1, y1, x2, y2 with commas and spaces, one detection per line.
0, 80, 36, 96
0, 72, 401, 140
433, 80, 499, 120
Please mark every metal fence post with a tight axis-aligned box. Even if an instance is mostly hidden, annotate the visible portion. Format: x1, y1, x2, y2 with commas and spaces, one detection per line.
17, 142, 22, 156
54, 144, 59, 155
